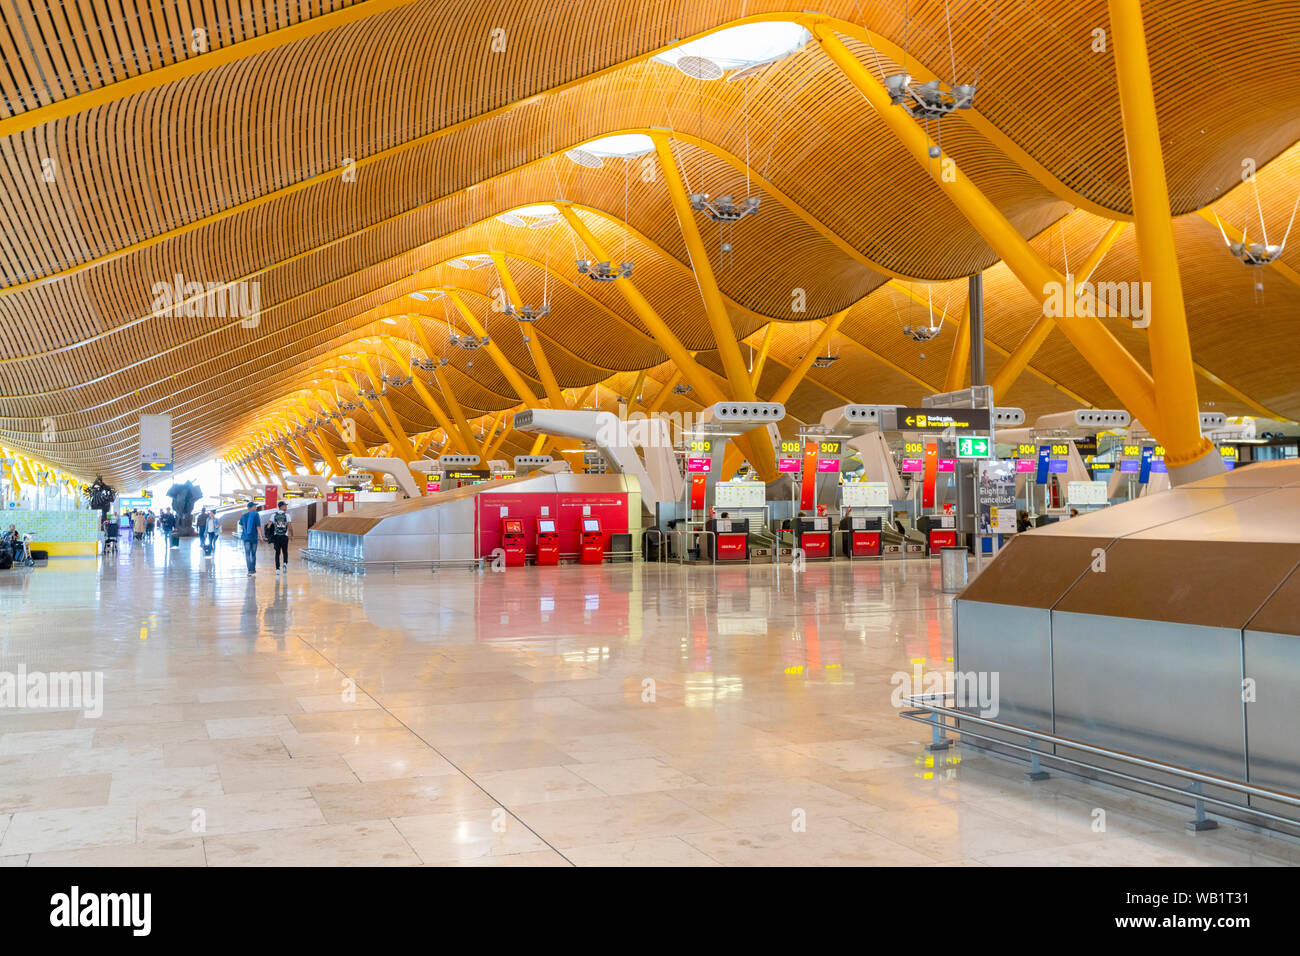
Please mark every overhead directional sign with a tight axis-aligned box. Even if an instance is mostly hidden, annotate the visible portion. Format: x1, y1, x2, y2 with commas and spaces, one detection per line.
893, 407, 990, 435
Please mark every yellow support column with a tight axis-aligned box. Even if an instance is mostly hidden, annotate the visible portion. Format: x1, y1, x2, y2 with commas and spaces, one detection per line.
943, 301, 972, 392
627, 369, 649, 412
651, 131, 756, 400
647, 369, 684, 414
816, 27, 1161, 433
294, 406, 346, 477
1108, 0, 1217, 473
750, 324, 776, 390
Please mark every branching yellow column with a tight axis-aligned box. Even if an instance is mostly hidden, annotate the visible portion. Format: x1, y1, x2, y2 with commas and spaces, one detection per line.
491, 253, 569, 409
378, 336, 467, 454
406, 319, 483, 455
816, 27, 1161, 435
992, 221, 1128, 399
559, 204, 772, 477
1109, 0, 1216, 472
356, 354, 419, 461
651, 131, 755, 401
651, 131, 779, 480
342, 368, 415, 463
445, 291, 542, 406
768, 313, 848, 405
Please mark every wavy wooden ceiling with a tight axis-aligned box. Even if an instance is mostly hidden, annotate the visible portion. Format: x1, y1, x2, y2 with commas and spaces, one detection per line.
0, 0, 1298, 485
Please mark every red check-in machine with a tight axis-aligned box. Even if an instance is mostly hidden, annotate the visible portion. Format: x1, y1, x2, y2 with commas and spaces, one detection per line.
794, 515, 832, 559
501, 517, 526, 567
535, 518, 559, 566
704, 517, 748, 561
839, 515, 882, 557
579, 516, 604, 565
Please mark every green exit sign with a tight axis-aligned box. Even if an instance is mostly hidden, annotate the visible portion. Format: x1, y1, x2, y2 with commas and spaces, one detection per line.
957, 436, 990, 459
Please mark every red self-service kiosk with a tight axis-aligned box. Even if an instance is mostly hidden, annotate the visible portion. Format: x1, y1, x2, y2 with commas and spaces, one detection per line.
579, 516, 604, 565
535, 518, 559, 566
500, 517, 526, 567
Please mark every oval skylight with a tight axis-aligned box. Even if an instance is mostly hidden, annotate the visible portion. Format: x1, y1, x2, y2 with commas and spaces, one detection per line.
653, 22, 812, 74
497, 204, 562, 226
566, 134, 656, 167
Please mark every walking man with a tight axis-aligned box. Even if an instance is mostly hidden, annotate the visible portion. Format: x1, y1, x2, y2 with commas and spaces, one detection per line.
268, 500, 293, 573
238, 501, 261, 576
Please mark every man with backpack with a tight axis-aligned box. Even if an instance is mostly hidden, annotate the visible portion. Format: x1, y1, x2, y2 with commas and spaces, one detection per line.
267, 501, 292, 573
238, 502, 261, 575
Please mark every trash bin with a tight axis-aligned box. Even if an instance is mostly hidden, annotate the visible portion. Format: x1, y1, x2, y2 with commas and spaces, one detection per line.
940, 546, 968, 593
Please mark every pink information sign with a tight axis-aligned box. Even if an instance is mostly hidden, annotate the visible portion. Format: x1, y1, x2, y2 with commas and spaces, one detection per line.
938, 458, 956, 473
687, 458, 711, 473
778, 458, 801, 473
816, 458, 839, 473
901, 458, 923, 473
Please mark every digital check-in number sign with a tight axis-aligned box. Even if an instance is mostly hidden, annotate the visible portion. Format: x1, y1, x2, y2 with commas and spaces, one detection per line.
816, 440, 841, 473
777, 439, 802, 473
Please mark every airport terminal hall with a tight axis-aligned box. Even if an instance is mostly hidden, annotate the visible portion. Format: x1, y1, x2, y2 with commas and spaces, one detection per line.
2, 0, 1300, 905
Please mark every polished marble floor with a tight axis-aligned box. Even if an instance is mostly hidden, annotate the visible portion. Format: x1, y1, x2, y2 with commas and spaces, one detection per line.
0, 533, 1296, 867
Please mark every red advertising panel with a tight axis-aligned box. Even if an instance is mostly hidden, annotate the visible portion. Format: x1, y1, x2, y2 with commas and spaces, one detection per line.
921, 442, 938, 509
690, 473, 707, 510
799, 441, 817, 511
264, 484, 278, 510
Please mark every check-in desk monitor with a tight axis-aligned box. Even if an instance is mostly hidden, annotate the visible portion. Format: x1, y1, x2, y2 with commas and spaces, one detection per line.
704, 517, 749, 561
794, 515, 832, 559
838, 515, 883, 557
